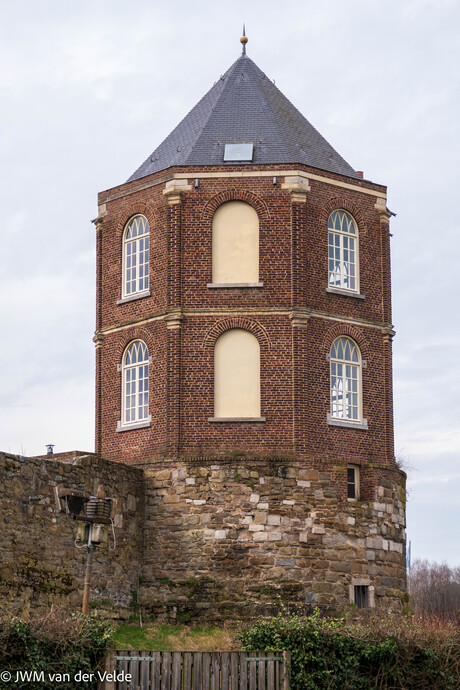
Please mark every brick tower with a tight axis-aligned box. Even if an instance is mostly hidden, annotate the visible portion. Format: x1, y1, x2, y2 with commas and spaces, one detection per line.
94, 40, 406, 619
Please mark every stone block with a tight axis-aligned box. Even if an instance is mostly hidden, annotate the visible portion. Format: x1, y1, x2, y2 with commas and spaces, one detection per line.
249, 524, 264, 532
250, 493, 260, 503
296, 480, 310, 488
215, 530, 227, 540
155, 470, 171, 481
283, 500, 295, 506
253, 532, 268, 541
163, 494, 180, 504
276, 558, 296, 567
268, 531, 282, 541
298, 470, 319, 481
254, 511, 267, 525
267, 514, 281, 526
257, 502, 269, 510
186, 478, 196, 485
312, 525, 325, 534
299, 533, 308, 543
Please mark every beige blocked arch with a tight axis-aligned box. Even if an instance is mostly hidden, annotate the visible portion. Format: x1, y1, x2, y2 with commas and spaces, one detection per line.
212, 201, 259, 283
214, 329, 261, 418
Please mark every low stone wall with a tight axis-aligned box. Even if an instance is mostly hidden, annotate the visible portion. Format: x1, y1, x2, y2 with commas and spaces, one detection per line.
0, 451, 144, 619
0, 451, 406, 623
140, 458, 406, 622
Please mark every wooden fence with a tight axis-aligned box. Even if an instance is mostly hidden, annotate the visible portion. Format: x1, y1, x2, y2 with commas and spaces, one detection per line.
99, 650, 290, 690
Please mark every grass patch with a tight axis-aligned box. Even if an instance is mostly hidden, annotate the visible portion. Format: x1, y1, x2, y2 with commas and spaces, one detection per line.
113, 624, 240, 652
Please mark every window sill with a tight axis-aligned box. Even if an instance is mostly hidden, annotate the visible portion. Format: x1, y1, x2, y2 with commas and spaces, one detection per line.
326, 287, 365, 299
117, 290, 151, 305
208, 416, 266, 423
116, 416, 151, 432
207, 282, 264, 289
327, 414, 368, 430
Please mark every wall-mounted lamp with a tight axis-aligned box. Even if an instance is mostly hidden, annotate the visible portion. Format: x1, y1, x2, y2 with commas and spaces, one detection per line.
195, 178, 199, 189
273, 176, 277, 185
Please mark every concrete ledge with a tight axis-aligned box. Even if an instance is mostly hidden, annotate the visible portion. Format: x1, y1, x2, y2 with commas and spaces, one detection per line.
208, 417, 266, 423
116, 416, 152, 432
117, 290, 151, 305
326, 287, 365, 299
207, 283, 264, 288
327, 414, 368, 430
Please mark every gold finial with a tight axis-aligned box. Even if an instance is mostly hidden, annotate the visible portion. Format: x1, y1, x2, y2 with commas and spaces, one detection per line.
240, 24, 248, 55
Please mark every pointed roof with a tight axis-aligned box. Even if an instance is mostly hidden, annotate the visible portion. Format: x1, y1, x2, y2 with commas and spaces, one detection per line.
127, 54, 359, 183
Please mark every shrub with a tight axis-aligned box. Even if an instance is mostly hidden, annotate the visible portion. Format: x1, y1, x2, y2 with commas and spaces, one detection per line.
0, 610, 113, 690
237, 607, 460, 689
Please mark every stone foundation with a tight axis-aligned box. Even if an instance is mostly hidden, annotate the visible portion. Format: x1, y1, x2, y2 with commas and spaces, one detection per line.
0, 451, 406, 622
140, 457, 406, 622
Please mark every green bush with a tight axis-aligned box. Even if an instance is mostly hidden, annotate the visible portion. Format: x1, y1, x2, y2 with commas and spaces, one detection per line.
237, 608, 460, 689
0, 611, 113, 690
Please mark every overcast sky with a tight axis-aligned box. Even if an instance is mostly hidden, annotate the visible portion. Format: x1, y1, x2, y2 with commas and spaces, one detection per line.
1, 0, 458, 565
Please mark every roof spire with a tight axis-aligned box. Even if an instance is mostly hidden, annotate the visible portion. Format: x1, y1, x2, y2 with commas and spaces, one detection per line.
240, 24, 248, 55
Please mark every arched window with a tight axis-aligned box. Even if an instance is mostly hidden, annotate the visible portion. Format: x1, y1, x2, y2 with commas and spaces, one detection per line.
328, 210, 358, 292
211, 201, 259, 284
122, 215, 150, 298
117, 340, 150, 430
213, 329, 261, 419
329, 337, 366, 428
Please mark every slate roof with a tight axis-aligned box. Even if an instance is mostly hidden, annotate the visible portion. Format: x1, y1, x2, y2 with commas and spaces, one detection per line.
127, 54, 359, 183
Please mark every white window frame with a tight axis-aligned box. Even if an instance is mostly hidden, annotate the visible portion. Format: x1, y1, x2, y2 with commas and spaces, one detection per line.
327, 210, 360, 294
117, 340, 151, 432
121, 215, 150, 300
328, 337, 368, 430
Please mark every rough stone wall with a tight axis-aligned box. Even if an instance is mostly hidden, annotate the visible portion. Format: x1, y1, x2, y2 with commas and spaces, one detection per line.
0, 450, 406, 621
0, 451, 144, 619
139, 458, 406, 623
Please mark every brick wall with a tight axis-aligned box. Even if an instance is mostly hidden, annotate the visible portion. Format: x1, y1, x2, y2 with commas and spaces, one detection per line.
95, 163, 394, 466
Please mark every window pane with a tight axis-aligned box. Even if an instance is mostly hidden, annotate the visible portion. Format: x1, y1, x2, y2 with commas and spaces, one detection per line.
124, 216, 150, 296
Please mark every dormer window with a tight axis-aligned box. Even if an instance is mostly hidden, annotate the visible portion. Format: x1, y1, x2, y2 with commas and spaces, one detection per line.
224, 143, 254, 161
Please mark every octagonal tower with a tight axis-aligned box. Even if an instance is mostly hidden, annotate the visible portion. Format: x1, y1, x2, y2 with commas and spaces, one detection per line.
94, 44, 406, 619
